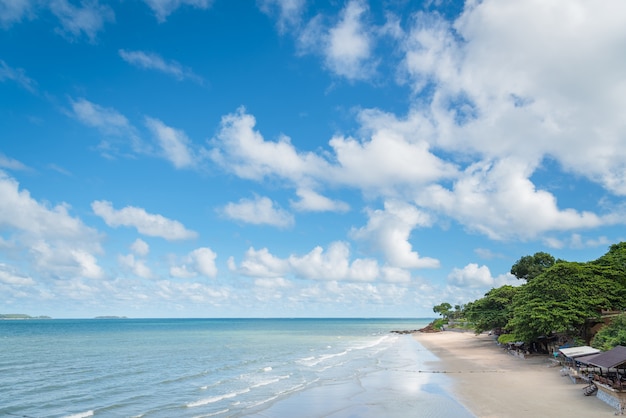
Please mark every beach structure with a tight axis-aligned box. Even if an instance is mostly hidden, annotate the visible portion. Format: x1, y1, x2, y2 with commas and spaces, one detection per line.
558, 346, 601, 383
585, 346, 626, 412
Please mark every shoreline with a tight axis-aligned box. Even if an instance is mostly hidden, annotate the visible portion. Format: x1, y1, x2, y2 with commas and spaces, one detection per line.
413, 330, 617, 417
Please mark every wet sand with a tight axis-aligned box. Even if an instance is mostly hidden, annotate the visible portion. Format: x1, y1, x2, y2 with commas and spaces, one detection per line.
413, 331, 617, 418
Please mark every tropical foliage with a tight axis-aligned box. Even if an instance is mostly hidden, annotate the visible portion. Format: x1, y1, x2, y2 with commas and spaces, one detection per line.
592, 313, 626, 351
448, 243, 626, 345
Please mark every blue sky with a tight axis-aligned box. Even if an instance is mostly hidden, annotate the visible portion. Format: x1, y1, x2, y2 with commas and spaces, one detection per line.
1, 0, 626, 318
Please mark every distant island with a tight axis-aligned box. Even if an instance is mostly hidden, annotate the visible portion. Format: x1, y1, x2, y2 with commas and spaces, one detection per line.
0, 314, 51, 320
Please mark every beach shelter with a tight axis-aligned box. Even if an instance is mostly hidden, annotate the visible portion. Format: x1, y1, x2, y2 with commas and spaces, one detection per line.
588, 346, 626, 369
559, 346, 601, 359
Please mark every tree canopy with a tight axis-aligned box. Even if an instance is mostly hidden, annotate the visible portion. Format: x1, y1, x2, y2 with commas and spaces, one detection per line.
592, 313, 626, 351
433, 302, 452, 319
464, 285, 518, 334
507, 261, 626, 342
510, 251, 555, 282
452, 243, 626, 344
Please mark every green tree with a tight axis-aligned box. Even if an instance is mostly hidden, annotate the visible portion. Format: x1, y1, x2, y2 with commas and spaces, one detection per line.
592, 314, 626, 351
510, 252, 555, 282
433, 302, 452, 319
464, 285, 518, 334
508, 262, 626, 343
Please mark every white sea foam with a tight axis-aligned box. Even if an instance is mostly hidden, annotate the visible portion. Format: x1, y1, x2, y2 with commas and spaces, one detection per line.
262, 366, 272, 372
250, 374, 290, 389
192, 408, 229, 418
187, 389, 250, 408
64, 411, 94, 418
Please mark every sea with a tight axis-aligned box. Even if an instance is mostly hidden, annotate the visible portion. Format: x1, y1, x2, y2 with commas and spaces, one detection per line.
0, 318, 474, 418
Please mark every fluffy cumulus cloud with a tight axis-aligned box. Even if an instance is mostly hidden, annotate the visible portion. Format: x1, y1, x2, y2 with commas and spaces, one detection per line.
118, 49, 204, 84
142, 0, 212, 22
130, 238, 150, 257
351, 200, 439, 269
221, 195, 294, 228
290, 188, 349, 213
401, 0, 626, 194
230, 247, 290, 278
231, 241, 383, 283
119, 253, 152, 279
297, 0, 375, 80
210, 107, 329, 182
416, 158, 606, 240
289, 241, 379, 281
170, 247, 218, 279
323, 0, 373, 80
92, 200, 198, 240
0, 171, 103, 282
447, 263, 518, 289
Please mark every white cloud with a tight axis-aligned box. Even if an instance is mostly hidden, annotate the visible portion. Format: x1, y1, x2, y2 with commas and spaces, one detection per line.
380, 266, 411, 284
351, 200, 439, 269
0, 171, 100, 243
222, 195, 294, 228
447, 263, 493, 288
297, 0, 375, 80
328, 124, 457, 193
92, 200, 198, 240
69, 98, 137, 139
155, 280, 229, 305
0, 173, 103, 284
0, 0, 32, 27
145, 117, 197, 169
257, 0, 305, 33
0, 263, 35, 286
417, 158, 607, 240
230, 242, 381, 282
288, 241, 379, 282
142, 0, 212, 23
210, 107, 329, 182
119, 253, 152, 279
210, 106, 456, 197
119, 49, 203, 83
324, 0, 374, 80
170, 247, 218, 279
130, 238, 150, 256
254, 277, 291, 289
233, 247, 290, 278
402, 1, 626, 194
49, 0, 114, 41
291, 188, 349, 212
0, 60, 36, 92
0, 153, 28, 171
447, 263, 518, 289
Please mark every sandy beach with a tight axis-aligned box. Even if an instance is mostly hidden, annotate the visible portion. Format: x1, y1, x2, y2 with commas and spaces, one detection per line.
414, 330, 618, 418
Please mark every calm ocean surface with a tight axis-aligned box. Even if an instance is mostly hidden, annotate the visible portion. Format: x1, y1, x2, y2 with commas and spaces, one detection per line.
0, 318, 473, 418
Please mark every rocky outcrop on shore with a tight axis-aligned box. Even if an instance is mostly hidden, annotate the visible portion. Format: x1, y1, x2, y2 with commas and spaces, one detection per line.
391, 321, 442, 334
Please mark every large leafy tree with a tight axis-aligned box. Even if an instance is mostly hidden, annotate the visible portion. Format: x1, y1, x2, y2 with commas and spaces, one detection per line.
508, 261, 626, 343
591, 242, 626, 287
433, 302, 452, 319
510, 252, 556, 282
464, 285, 518, 334
592, 314, 626, 351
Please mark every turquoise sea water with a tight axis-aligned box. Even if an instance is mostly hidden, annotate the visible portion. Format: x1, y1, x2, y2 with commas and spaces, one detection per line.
0, 318, 473, 417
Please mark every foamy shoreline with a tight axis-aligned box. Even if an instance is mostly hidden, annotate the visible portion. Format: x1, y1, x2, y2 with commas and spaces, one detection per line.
413, 331, 617, 418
